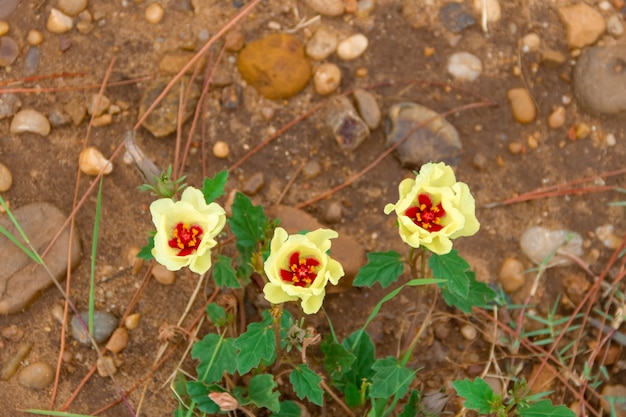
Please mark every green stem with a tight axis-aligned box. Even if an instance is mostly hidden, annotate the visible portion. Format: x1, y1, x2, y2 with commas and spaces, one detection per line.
271, 305, 284, 373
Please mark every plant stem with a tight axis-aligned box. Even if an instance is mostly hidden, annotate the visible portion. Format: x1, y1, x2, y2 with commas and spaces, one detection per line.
271, 305, 284, 373
320, 380, 355, 417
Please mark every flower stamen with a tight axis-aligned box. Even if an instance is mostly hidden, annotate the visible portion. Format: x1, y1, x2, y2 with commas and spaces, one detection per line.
280, 252, 320, 288
168, 222, 204, 256
405, 194, 446, 232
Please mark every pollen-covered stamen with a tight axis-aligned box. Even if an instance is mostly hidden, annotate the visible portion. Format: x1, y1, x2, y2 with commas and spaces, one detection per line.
168, 222, 204, 256
280, 252, 320, 288
405, 193, 446, 232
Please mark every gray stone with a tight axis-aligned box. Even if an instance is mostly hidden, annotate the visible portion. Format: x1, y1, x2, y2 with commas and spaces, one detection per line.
574, 45, 626, 115
440, 2, 475, 33
71, 311, 117, 344
385, 102, 461, 169
326, 95, 370, 151
353, 88, 381, 129
520, 226, 583, 267
0, 203, 82, 314
0, 93, 21, 120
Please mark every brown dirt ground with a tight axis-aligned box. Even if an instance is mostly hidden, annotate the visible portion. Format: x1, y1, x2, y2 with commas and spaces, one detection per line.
1, 0, 625, 416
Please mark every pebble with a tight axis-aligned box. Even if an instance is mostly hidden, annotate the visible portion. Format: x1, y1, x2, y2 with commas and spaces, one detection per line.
91, 113, 112, 127
221, 84, 242, 109
0, 203, 81, 314
0, 0, 19, 19
323, 200, 342, 224
473, 0, 501, 23
574, 45, 626, 115
47, 8, 73, 33
0, 162, 12, 192
145, 3, 164, 24
607, 15, 624, 37
497, 257, 525, 293
151, 264, 176, 285
520, 226, 583, 267
385, 102, 461, 169
508, 142, 523, 154
63, 97, 87, 126
242, 172, 265, 195
605, 133, 616, 146
0, 93, 21, 119
96, 356, 117, 377
302, 160, 321, 179
353, 88, 381, 129
1, 324, 24, 341
522, 33, 541, 52
561, 273, 590, 305
0, 341, 32, 380
139, 78, 200, 137
10, 109, 51, 136
306, 27, 338, 61
0, 20, 8, 36
548, 106, 566, 129
314, 63, 342, 95
595, 224, 623, 249
506, 88, 536, 124
224, 30, 245, 52
460, 325, 477, 340
105, 327, 129, 353
212, 141, 229, 158
337, 34, 368, 60
87, 94, 111, 116
600, 385, 626, 417
126, 246, 143, 275
237, 33, 311, 100
265, 205, 365, 292
58, 0, 88, 16
326, 95, 370, 151
24, 47, 40, 76
540, 48, 566, 68
304, 0, 344, 16
440, 2, 475, 33
0, 36, 18, 67
18, 362, 54, 390
447, 52, 483, 82
124, 313, 140, 330
472, 153, 487, 170
79, 147, 113, 176
158, 52, 200, 74
558, 3, 606, 49
58, 36, 72, 52
71, 311, 118, 344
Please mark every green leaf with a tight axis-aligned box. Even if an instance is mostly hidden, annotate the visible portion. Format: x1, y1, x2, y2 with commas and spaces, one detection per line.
370, 356, 415, 399
342, 330, 376, 386
229, 192, 267, 249
452, 378, 496, 414
353, 251, 404, 288
137, 234, 155, 261
344, 382, 364, 408
429, 250, 470, 298
191, 333, 237, 384
441, 271, 496, 313
206, 303, 228, 327
203, 170, 228, 203
290, 364, 324, 406
186, 381, 220, 413
518, 400, 576, 417
245, 374, 280, 412
213, 255, 241, 289
398, 390, 420, 417
271, 400, 302, 417
234, 312, 276, 374
321, 337, 356, 381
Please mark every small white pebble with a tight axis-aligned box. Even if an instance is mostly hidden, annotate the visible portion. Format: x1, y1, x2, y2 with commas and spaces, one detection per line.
522, 33, 541, 52
212, 141, 229, 158
0, 162, 13, 192
461, 324, 477, 340
314, 62, 342, 95
27, 30, 44, 46
605, 133, 616, 146
337, 34, 368, 60
47, 8, 73, 34
79, 147, 113, 176
10, 109, 51, 136
145, 3, 164, 24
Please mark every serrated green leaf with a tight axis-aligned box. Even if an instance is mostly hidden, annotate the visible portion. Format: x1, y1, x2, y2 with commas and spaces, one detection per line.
452, 378, 496, 414
229, 192, 267, 249
370, 356, 415, 399
290, 364, 324, 406
186, 381, 220, 413
353, 251, 404, 288
202, 170, 228, 203
191, 333, 237, 384
205, 303, 228, 327
233, 312, 276, 374
321, 338, 356, 381
429, 250, 470, 298
518, 400, 576, 417
271, 400, 301, 417
213, 255, 241, 289
441, 271, 496, 313
245, 374, 280, 412
342, 330, 376, 386
398, 390, 420, 417
137, 234, 155, 261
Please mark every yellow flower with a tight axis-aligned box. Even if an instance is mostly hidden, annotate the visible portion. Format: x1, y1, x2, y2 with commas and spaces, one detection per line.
150, 187, 226, 274
263, 227, 344, 314
384, 162, 479, 255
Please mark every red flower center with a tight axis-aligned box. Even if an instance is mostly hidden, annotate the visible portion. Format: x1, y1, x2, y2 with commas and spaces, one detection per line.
404, 194, 446, 232
168, 222, 204, 256
280, 252, 320, 288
